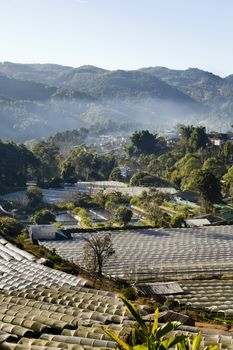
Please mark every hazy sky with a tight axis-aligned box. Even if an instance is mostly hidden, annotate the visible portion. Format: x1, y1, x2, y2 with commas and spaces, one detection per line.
0, 0, 232, 76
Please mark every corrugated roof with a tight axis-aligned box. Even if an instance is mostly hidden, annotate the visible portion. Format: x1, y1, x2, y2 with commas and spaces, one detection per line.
186, 219, 210, 227
137, 282, 183, 296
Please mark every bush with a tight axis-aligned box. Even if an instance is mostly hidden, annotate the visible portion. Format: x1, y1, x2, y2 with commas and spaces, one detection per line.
113, 205, 133, 226
130, 171, 165, 187
109, 167, 123, 181
122, 286, 137, 300
48, 177, 64, 188
103, 297, 218, 350
0, 217, 24, 237
26, 186, 43, 208
31, 209, 56, 224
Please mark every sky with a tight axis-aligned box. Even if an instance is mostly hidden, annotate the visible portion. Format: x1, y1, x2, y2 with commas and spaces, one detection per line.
0, 0, 232, 76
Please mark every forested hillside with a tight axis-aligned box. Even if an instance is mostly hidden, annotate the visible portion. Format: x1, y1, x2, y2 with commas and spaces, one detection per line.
0, 62, 232, 141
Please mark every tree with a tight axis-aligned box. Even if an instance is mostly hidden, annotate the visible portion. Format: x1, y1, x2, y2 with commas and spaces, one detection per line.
146, 202, 170, 227
130, 171, 164, 187
130, 130, 165, 155
83, 233, 115, 277
65, 146, 116, 181
177, 125, 208, 152
0, 141, 38, 191
188, 126, 208, 152
61, 162, 78, 184
109, 167, 123, 181
32, 141, 60, 183
31, 209, 56, 224
223, 165, 233, 201
0, 217, 24, 237
170, 213, 186, 228
195, 170, 222, 212
113, 206, 133, 226
202, 157, 226, 179
223, 165, 233, 189
222, 142, 233, 163
170, 154, 202, 190
26, 186, 43, 209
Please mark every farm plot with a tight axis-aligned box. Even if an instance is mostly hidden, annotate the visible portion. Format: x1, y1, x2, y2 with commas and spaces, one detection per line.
0, 235, 87, 290
0, 286, 233, 350
40, 226, 233, 282
1, 181, 177, 204
168, 279, 233, 317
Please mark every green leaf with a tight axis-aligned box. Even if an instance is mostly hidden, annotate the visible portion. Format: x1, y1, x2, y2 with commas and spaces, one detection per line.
120, 296, 148, 334
192, 333, 202, 350
132, 328, 136, 347
203, 346, 219, 350
133, 345, 148, 350
156, 322, 181, 340
102, 327, 131, 350
161, 335, 188, 349
177, 338, 191, 350
152, 308, 159, 334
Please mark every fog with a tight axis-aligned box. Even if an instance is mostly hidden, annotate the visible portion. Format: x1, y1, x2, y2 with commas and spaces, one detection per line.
0, 94, 219, 143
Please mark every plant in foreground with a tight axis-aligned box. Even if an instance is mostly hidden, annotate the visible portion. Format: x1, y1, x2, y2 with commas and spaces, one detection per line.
103, 297, 219, 350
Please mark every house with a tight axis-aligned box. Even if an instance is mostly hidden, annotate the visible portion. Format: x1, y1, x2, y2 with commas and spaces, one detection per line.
209, 132, 233, 146
29, 225, 71, 244
186, 214, 226, 227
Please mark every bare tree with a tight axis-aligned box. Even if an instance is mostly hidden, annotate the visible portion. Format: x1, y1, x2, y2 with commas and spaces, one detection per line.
83, 233, 115, 277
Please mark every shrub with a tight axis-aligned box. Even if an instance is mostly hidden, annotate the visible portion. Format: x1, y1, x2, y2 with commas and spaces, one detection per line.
26, 186, 43, 208
0, 217, 24, 237
113, 206, 133, 226
31, 209, 56, 224
103, 297, 218, 350
122, 287, 137, 301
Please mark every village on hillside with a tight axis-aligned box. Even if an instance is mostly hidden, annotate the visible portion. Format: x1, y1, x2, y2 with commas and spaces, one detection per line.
1, 125, 233, 349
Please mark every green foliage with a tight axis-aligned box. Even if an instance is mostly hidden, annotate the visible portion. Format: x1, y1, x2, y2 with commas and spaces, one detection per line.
130, 172, 165, 187
32, 141, 61, 183
0, 141, 38, 192
0, 217, 24, 237
122, 287, 137, 301
170, 213, 186, 228
113, 206, 133, 226
202, 157, 226, 179
223, 165, 233, 195
65, 145, 116, 181
109, 167, 123, 181
178, 125, 208, 152
73, 207, 91, 227
103, 297, 219, 350
130, 130, 167, 155
26, 186, 43, 209
221, 142, 233, 163
31, 209, 56, 224
170, 154, 202, 190
145, 204, 170, 227
102, 191, 130, 212
195, 170, 222, 212
48, 128, 89, 151
61, 162, 78, 184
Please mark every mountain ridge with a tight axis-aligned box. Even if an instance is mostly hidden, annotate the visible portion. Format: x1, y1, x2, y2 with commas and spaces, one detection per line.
0, 62, 232, 141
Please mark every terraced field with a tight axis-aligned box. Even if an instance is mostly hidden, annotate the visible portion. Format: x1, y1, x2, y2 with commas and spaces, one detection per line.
0, 235, 86, 289
169, 279, 233, 317
1, 285, 233, 350
40, 226, 233, 282
1, 234, 233, 349
1, 181, 176, 204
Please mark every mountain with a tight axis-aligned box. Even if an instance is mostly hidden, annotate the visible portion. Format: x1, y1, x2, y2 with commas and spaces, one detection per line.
140, 67, 226, 105
0, 62, 232, 141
